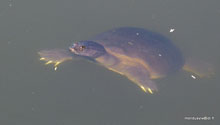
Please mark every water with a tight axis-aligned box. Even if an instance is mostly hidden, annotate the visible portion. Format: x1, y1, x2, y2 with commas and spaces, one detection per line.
0, 0, 219, 125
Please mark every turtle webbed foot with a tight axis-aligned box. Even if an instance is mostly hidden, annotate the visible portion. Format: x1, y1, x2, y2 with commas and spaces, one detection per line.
38, 49, 73, 70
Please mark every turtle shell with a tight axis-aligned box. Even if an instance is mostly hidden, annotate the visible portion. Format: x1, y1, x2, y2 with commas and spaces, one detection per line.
90, 27, 184, 78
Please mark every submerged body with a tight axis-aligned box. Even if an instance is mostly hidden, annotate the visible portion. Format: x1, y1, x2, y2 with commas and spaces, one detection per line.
38, 27, 213, 94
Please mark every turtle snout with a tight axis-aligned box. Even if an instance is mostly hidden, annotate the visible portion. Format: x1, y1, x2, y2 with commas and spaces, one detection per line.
69, 43, 80, 53
69, 46, 76, 53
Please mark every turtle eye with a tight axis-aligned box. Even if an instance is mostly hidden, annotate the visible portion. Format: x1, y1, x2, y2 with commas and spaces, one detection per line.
79, 45, 86, 51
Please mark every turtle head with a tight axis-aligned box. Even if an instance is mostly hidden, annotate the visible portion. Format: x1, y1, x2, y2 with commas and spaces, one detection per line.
69, 41, 106, 58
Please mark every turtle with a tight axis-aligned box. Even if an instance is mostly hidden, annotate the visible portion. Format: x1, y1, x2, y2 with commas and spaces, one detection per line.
38, 27, 214, 94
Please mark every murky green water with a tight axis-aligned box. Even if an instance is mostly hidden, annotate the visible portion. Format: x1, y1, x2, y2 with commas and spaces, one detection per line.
0, 0, 219, 125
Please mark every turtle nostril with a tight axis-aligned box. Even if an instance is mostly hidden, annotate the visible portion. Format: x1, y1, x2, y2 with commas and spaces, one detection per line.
69, 47, 75, 52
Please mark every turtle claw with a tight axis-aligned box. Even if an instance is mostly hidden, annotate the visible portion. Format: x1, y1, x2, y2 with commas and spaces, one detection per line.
39, 57, 62, 71
54, 62, 61, 67
40, 59, 59, 70
40, 57, 45, 60
139, 85, 154, 94
45, 60, 53, 65
42, 60, 61, 71
147, 88, 153, 94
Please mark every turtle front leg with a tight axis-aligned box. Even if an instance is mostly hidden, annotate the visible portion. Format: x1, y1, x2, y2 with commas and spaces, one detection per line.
119, 65, 158, 94
38, 49, 73, 70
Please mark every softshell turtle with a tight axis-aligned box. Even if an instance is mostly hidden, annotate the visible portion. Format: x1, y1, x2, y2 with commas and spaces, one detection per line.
38, 27, 213, 94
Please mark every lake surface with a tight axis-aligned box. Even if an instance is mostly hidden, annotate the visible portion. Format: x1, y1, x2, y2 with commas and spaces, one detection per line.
0, 0, 219, 125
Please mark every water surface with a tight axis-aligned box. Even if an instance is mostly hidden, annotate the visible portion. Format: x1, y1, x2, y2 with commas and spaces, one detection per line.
0, 0, 219, 125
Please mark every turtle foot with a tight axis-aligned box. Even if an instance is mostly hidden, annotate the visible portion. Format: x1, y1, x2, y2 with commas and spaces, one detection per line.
38, 49, 73, 70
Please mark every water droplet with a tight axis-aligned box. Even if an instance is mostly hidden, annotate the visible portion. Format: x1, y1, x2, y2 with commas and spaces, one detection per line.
191, 75, 196, 79
169, 28, 175, 32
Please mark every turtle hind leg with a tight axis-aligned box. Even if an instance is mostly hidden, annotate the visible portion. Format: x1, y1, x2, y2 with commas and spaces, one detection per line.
183, 58, 215, 78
